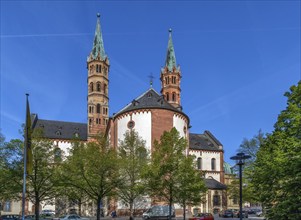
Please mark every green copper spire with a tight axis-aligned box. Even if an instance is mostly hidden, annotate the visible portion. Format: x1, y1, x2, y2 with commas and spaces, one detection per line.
165, 29, 177, 72
91, 13, 107, 61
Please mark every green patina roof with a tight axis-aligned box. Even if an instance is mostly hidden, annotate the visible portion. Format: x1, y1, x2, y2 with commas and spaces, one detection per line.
224, 162, 234, 174
165, 29, 178, 72
90, 13, 107, 61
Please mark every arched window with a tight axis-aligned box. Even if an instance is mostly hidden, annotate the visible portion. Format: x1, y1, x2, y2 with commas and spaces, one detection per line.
166, 93, 169, 101
211, 158, 216, 171
172, 93, 176, 101
104, 83, 107, 94
89, 106, 94, 114
172, 76, 176, 84
90, 65, 95, 74
213, 195, 220, 206
97, 82, 101, 92
89, 118, 92, 125
165, 77, 170, 84
197, 157, 202, 170
97, 104, 101, 114
89, 82, 94, 92
96, 64, 102, 73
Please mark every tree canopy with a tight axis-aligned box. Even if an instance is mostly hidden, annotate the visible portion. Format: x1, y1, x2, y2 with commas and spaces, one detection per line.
117, 130, 149, 219
252, 81, 301, 219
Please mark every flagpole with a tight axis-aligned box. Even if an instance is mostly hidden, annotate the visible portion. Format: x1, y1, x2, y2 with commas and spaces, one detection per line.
22, 94, 29, 220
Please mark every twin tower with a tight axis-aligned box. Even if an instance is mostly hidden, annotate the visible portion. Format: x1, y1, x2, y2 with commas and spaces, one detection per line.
87, 14, 183, 138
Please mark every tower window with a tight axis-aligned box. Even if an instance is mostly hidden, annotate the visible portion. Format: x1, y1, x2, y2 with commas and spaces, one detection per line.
90, 65, 95, 74
89, 82, 94, 92
166, 92, 169, 101
104, 83, 107, 94
165, 77, 170, 85
89, 106, 94, 114
97, 82, 101, 92
104, 67, 107, 76
172, 93, 176, 101
172, 76, 176, 84
96, 64, 102, 73
211, 158, 216, 171
97, 104, 101, 114
89, 118, 92, 125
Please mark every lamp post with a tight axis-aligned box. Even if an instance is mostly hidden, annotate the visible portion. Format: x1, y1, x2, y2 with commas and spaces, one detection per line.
230, 153, 251, 220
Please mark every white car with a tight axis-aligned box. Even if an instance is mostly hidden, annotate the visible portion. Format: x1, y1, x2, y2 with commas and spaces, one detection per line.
41, 210, 55, 216
256, 211, 263, 217
53, 215, 89, 220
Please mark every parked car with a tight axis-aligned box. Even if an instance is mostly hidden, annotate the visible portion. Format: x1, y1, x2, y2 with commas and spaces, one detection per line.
219, 210, 234, 218
237, 211, 248, 218
0, 215, 20, 220
41, 210, 55, 217
52, 215, 88, 220
142, 205, 175, 220
256, 210, 263, 217
189, 213, 214, 220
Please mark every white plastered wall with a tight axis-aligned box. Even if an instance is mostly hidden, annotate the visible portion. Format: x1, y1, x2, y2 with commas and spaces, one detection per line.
117, 112, 152, 151
55, 140, 73, 157
173, 114, 187, 138
189, 150, 221, 181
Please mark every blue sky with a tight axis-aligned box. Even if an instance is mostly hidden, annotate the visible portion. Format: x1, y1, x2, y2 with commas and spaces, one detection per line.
1, 1, 300, 164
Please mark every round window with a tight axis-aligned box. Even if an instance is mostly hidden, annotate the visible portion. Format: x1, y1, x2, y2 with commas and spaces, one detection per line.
127, 120, 135, 129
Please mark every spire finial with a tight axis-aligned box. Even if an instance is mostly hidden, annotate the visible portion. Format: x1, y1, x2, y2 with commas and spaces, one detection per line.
148, 73, 154, 88
165, 28, 177, 72
89, 13, 107, 61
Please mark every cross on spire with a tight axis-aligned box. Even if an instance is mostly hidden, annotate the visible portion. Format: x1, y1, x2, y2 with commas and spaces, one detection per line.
148, 73, 154, 88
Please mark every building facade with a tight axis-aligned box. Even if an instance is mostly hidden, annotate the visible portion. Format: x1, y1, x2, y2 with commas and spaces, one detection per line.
29, 14, 228, 215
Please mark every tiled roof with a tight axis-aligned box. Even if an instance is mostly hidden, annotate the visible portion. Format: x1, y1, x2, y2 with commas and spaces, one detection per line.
114, 88, 188, 119
31, 114, 87, 141
205, 178, 227, 190
189, 131, 223, 151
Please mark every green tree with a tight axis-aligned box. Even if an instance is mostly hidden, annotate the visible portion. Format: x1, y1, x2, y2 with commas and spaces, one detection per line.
144, 128, 205, 220
252, 81, 301, 219
238, 130, 265, 164
228, 130, 266, 206
174, 156, 207, 220
61, 134, 119, 220
117, 130, 149, 220
0, 130, 61, 220
0, 137, 24, 201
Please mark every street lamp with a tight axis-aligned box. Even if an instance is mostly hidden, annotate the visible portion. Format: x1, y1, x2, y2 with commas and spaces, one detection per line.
230, 153, 251, 220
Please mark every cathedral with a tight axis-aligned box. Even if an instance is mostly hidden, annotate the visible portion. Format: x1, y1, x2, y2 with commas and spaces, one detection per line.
30, 14, 231, 216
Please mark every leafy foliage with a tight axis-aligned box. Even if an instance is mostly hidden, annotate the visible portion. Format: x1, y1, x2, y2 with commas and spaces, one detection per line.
117, 130, 149, 219
144, 128, 206, 220
252, 81, 301, 219
0, 130, 61, 220
60, 134, 119, 220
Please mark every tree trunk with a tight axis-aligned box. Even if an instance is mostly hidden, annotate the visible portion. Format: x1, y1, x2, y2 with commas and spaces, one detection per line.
35, 196, 40, 220
183, 203, 186, 220
129, 200, 134, 220
96, 197, 102, 220
78, 198, 82, 216
169, 190, 173, 220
